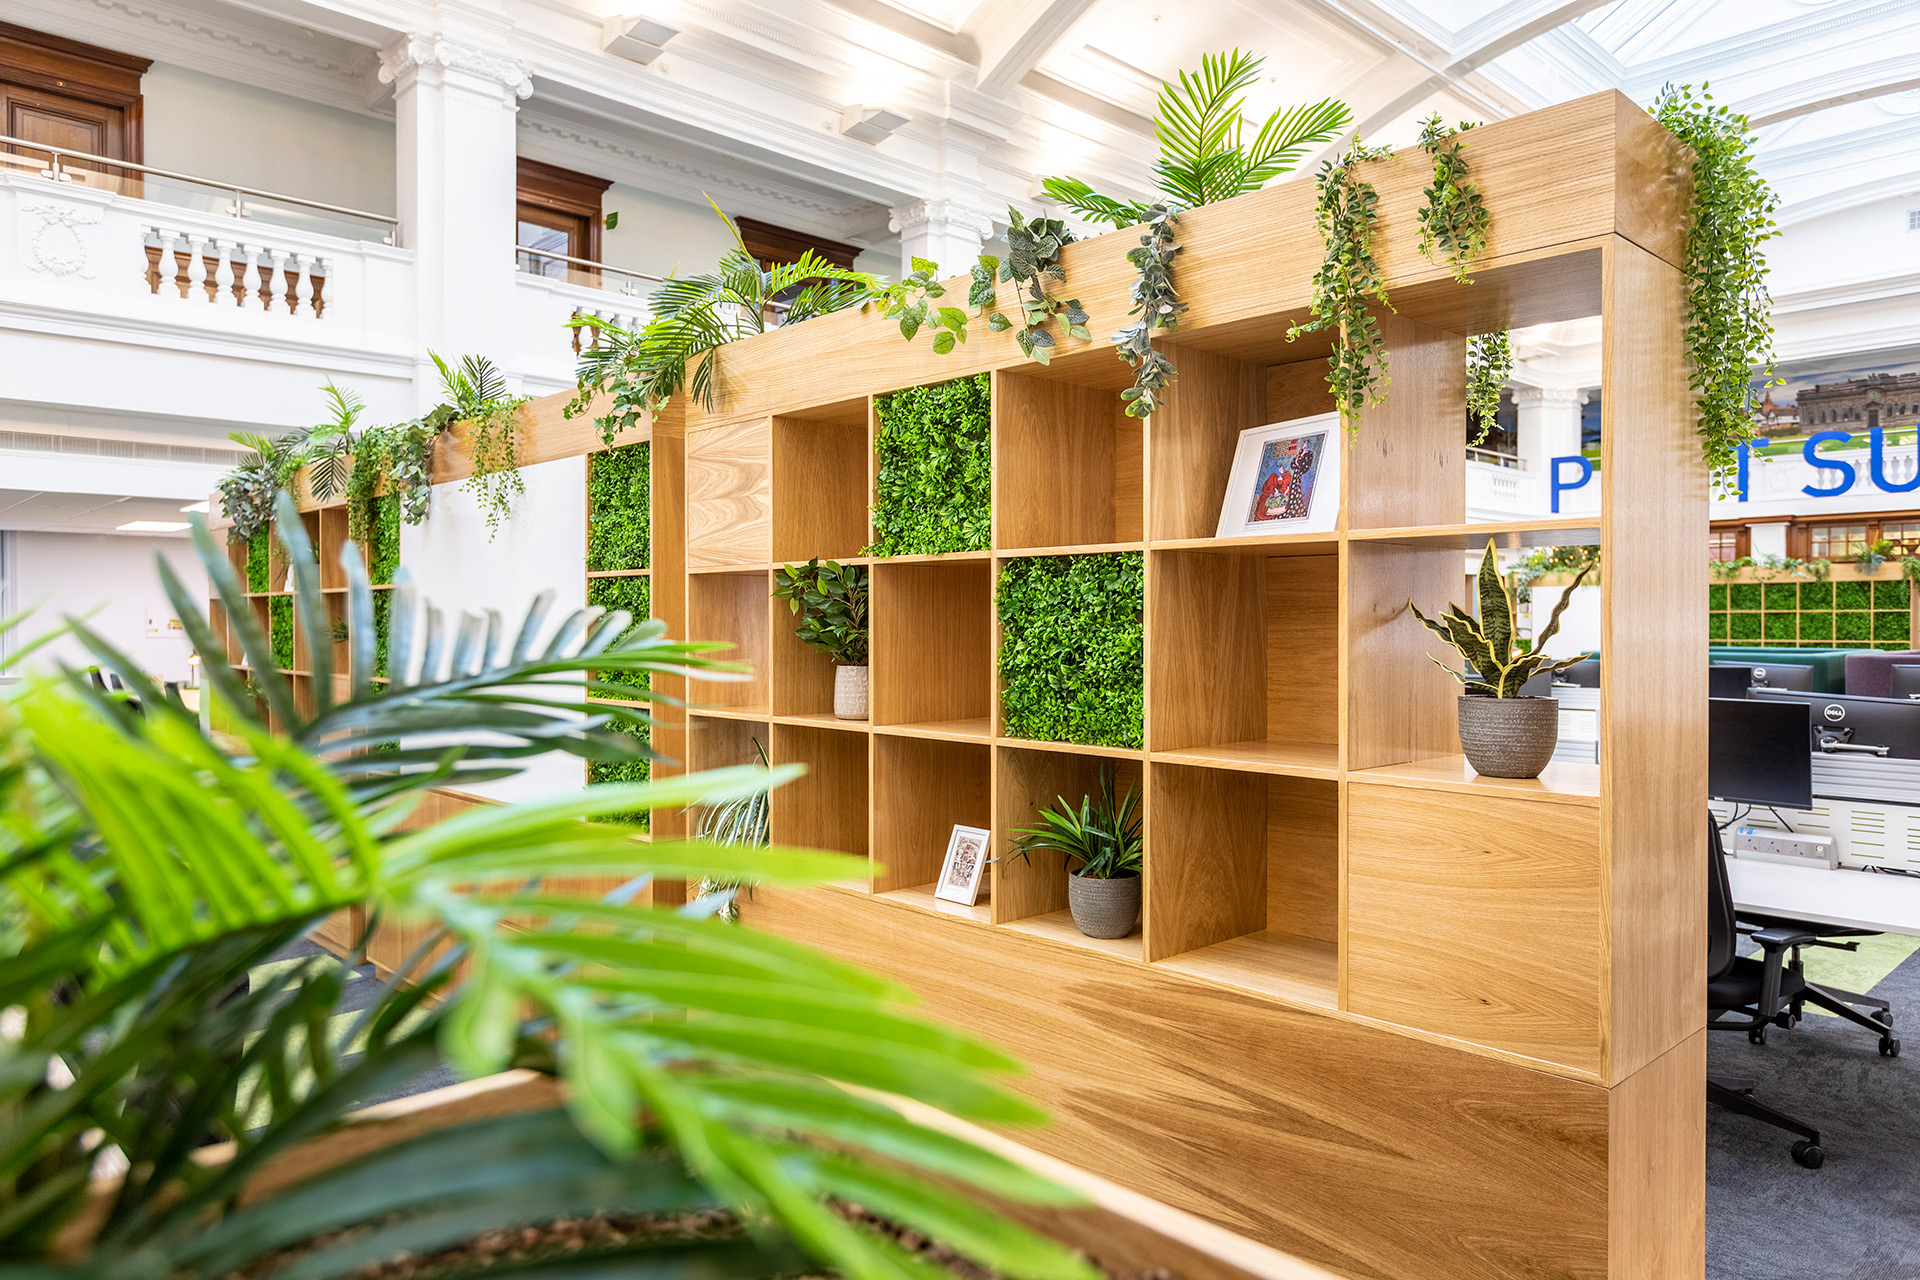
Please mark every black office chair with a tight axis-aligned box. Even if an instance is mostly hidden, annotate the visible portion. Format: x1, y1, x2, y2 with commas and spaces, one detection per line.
1708, 815, 1826, 1167
1734, 903, 1899, 1057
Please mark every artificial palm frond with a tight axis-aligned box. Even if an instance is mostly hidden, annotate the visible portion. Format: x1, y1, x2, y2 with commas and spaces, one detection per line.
1042, 49, 1352, 226
1006, 766, 1142, 879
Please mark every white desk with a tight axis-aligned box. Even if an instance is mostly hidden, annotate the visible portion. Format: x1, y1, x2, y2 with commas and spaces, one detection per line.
1728, 858, 1920, 937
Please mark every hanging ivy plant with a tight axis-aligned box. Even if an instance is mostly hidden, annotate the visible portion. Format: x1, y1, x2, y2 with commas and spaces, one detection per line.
868, 257, 971, 354
345, 410, 447, 550
985, 209, 1088, 365
1415, 115, 1489, 284
1466, 331, 1513, 445
1112, 205, 1184, 417
1651, 83, 1780, 487
433, 352, 527, 540
1290, 139, 1395, 430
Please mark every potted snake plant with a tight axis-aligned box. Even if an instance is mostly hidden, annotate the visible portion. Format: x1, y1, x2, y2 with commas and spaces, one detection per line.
1411, 539, 1595, 779
772, 558, 869, 719
1008, 766, 1143, 939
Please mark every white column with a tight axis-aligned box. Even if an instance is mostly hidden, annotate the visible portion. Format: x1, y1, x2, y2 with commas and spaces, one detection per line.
887, 199, 996, 278
380, 34, 531, 413
1512, 384, 1590, 515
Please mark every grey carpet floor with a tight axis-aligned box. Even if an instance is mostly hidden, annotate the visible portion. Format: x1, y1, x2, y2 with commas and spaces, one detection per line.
1708, 935, 1920, 1279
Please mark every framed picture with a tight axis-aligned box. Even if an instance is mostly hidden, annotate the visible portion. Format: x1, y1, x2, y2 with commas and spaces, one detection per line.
934, 824, 992, 906
1214, 412, 1341, 538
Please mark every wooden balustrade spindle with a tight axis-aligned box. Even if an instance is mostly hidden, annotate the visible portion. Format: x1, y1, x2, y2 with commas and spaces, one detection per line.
211, 239, 237, 304
184, 234, 209, 299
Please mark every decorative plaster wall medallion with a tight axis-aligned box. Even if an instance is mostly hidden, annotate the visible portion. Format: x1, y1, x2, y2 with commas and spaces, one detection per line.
22, 204, 99, 279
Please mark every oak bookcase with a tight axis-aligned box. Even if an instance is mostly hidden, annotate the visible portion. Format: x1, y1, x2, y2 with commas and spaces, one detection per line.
685, 92, 1707, 1280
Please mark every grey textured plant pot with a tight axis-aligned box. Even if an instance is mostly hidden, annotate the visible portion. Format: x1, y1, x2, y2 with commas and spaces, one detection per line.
1067, 871, 1141, 939
834, 664, 869, 720
1457, 694, 1559, 779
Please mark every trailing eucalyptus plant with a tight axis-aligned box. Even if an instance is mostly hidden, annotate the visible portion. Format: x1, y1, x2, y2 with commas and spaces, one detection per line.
1651, 83, 1780, 488
984, 209, 1087, 365
1466, 331, 1513, 445
771, 558, 869, 667
1112, 205, 1184, 416
1412, 540, 1595, 697
1290, 139, 1395, 430
433, 351, 528, 539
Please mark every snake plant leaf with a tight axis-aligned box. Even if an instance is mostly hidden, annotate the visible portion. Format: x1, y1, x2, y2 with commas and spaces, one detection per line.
1475, 541, 1513, 661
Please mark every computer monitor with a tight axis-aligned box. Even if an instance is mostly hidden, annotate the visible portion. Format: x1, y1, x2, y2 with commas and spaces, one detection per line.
1748, 662, 1814, 691
1555, 658, 1600, 688
1708, 665, 1753, 699
1750, 688, 1920, 760
1892, 665, 1920, 701
1710, 697, 1812, 809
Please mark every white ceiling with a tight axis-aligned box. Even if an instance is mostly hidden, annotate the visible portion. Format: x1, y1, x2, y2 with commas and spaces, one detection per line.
0, 491, 199, 536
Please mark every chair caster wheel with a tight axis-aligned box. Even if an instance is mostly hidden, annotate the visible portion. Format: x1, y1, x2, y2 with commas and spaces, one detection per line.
1792, 1141, 1824, 1169
1749, 1028, 1768, 1045
1881, 1038, 1901, 1058
1874, 1010, 1896, 1029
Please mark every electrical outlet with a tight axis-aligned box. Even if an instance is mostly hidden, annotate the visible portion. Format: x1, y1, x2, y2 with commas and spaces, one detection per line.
1733, 826, 1839, 869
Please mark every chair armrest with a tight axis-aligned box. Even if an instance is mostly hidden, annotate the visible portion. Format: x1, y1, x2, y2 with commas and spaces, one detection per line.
1750, 926, 1818, 950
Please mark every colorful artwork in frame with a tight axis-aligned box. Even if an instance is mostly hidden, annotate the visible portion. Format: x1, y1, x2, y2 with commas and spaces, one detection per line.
1215, 412, 1342, 538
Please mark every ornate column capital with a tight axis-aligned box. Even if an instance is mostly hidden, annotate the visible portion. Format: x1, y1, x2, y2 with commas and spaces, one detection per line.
887, 198, 996, 240
1510, 384, 1588, 411
378, 35, 533, 100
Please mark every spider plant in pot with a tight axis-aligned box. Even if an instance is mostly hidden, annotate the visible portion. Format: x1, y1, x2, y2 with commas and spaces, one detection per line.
1007, 767, 1143, 939
1411, 539, 1595, 779
773, 557, 869, 719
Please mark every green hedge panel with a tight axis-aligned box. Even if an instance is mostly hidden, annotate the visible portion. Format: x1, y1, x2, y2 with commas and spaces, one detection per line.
587, 719, 651, 829
1729, 583, 1762, 610
268, 597, 294, 672
1729, 612, 1761, 640
1707, 613, 1728, 641
1763, 612, 1796, 641
368, 493, 401, 586
1762, 583, 1797, 611
1799, 582, 1833, 609
1875, 610, 1911, 644
1797, 611, 1833, 643
372, 591, 393, 680
1874, 579, 1910, 610
1835, 611, 1872, 643
1709, 584, 1727, 610
587, 442, 651, 572
998, 552, 1143, 749
1836, 581, 1871, 610
868, 374, 991, 556
247, 534, 270, 593
588, 576, 652, 697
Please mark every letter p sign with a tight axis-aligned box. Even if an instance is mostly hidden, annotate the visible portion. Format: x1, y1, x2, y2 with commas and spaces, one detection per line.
1551, 455, 1594, 514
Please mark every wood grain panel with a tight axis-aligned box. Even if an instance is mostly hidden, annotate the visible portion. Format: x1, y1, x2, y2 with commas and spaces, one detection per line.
1148, 550, 1265, 752
1344, 312, 1465, 533
1147, 764, 1269, 961
686, 572, 771, 710
648, 423, 689, 838
993, 749, 1144, 925
740, 883, 1623, 1280
872, 560, 992, 726
1267, 776, 1337, 944
871, 736, 990, 893
1611, 94, 1694, 271
1145, 345, 1265, 542
1265, 554, 1339, 749
769, 601, 839, 718
1344, 542, 1460, 771
1114, 417, 1144, 543
769, 723, 869, 859
1599, 237, 1705, 1085
773, 412, 870, 562
688, 418, 771, 570
1263, 357, 1337, 424
1608, 1032, 1705, 1280
996, 371, 1127, 549
1347, 786, 1603, 1075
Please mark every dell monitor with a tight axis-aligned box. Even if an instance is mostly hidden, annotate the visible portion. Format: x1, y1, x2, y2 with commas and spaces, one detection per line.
1892, 665, 1920, 701
1709, 697, 1813, 810
1748, 662, 1814, 691
1708, 665, 1754, 700
1750, 688, 1920, 760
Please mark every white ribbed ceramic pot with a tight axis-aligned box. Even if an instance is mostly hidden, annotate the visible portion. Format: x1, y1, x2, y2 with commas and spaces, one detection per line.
834, 664, 870, 720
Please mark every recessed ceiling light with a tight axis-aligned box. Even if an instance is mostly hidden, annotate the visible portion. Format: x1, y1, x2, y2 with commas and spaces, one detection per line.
118, 520, 191, 532
180, 501, 210, 513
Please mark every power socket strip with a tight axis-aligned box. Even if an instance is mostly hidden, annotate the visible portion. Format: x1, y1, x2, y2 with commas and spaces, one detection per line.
1732, 826, 1840, 869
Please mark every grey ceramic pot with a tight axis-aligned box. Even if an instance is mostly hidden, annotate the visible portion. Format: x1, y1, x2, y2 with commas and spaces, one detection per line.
1457, 694, 1559, 779
1067, 871, 1141, 939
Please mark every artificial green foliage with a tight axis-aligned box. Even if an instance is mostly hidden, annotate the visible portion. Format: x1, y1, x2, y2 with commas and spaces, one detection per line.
218, 432, 297, 544
1709, 584, 1728, 610
268, 595, 294, 671
587, 718, 651, 830
1651, 84, 1780, 488
1040, 50, 1349, 226
1801, 581, 1833, 609
368, 492, 401, 586
1415, 115, 1488, 283
1466, 331, 1512, 445
1291, 139, 1395, 430
299, 381, 365, 503
346, 411, 446, 546
1730, 583, 1763, 610
247, 533, 270, 593
1729, 612, 1760, 640
1878, 611, 1911, 644
588, 442, 652, 572
1763, 583, 1797, 611
1836, 581, 1871, 610
434, 352, 528, 540
1836, 611, 1871, 643
869, 257, 971, 354
772, 559, 869, 667
1875, 579, 1910, 609
1711, 556, 1754, 581
1412, 541, 1594, 697
1856, 539, 1892, 576
997, 554, 1144, 749
1709, 613, 1728, 641
984, 210, 1088, 365
1798, 611, 1832, 642
371, 589, 392, 681
868, 374, 992, 557
1112, 205, 1184, 417
1903, 557, 1920, 585
567, 202, 874, 440
1764, 612, 1796, 641
1007, 766, 1142, 881
589, 575, 653, 697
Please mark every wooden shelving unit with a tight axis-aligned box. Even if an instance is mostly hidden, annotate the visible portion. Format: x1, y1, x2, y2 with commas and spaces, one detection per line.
683, 93, 1707, 1280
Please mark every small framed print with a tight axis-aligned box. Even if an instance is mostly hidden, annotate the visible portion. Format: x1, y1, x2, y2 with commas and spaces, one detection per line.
934, 824, 992, 906
1214, 412, 1341, 538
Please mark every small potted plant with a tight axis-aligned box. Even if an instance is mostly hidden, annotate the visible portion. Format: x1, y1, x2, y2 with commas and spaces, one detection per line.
772, 558, 870, 719
1411, 539, 1595, 779
1858, 538, 1893, 577
1007, 766, 1143, 938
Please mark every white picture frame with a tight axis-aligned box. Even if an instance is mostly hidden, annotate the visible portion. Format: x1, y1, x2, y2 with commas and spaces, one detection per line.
1214, 412, 1342, 538
934, 824, 992, 906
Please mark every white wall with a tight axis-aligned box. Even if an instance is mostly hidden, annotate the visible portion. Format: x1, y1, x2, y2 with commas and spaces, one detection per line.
7, 533, 205, 682
141, 64, 397, 217
399, 454, 588, 802
598, 182, 897, 283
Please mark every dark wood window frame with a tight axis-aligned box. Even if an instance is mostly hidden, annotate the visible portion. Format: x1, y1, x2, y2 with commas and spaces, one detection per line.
516, 157, 611, 266
734, 216, 863, 272
0, 21, 149, 161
